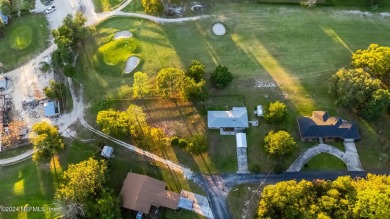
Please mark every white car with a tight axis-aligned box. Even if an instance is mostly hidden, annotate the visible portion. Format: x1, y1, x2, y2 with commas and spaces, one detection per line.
44, 6, 56, 14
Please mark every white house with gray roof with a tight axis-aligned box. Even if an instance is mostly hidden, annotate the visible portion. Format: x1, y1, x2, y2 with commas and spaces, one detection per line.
207, 107, 248, 135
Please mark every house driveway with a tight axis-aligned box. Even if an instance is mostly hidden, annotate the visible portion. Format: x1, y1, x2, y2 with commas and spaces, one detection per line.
236, 147, 249, 173
286, 141, 363, 172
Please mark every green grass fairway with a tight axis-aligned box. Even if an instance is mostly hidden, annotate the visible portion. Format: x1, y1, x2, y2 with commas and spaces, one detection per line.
8, 26, 33, 50
95, 38, 137, 66
0, 14, 49, 72
76, 17, 182, 103
93, 0, 124, 12
302, 153, 346, 171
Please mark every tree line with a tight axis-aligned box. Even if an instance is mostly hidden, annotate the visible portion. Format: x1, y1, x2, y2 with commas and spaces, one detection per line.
258, 174, 390, 219
133, 60, 233, 101
29, 122, 120, 218
330, 44, 390, 120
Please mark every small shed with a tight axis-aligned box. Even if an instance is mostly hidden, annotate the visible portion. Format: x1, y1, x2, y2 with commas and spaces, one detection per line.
101, 145, 113, 158
136, 212, 143, 219
178, 197, 193, 211
255, 105, 263, 117
235, 133, 247, 148
44, 101, 60, 117
0, 77, 10, 91
0, 12, 8, 25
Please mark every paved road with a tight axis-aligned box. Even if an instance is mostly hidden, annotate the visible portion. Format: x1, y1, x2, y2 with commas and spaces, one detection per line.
222, 171, 372, 190
0, 149, 34, 166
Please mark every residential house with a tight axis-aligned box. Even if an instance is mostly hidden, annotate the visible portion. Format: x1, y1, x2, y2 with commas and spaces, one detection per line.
119, 173, 181, 216
297, 111, 360, 141
207, 107, 248, 135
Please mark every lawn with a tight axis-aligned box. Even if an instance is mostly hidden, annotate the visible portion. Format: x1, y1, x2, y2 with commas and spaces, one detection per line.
227, 184, 265, 219
77, 4, 390, 173
93, 0, 125, 12
121, 0, 144, 13
0, 135, 205, 218
0, 160, 57, 219
302, 153, 347, 171
0, 14, 49, 72
0, 144, 32, 159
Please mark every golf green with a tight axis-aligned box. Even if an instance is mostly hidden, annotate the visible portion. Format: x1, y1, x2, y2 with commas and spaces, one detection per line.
97, 38, 137, 66
8, 26, 33, 50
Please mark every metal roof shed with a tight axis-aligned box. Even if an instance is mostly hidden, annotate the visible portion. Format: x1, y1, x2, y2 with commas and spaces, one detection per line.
101, 146, 113, 158
0, 12, 8, 24
178, 197, 193, 211
0, 77, 9, 90
235, 133, 247, 148
44, 101, 60, 117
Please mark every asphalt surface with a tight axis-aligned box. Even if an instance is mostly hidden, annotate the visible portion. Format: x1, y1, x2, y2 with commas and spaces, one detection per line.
198, 170, 389, 219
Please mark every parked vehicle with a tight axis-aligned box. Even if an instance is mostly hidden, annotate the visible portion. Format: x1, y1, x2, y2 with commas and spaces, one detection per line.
44, 6, 56, 14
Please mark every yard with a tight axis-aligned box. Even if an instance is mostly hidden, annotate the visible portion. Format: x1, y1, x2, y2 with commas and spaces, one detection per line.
76, 3, 390, 174
227, 183, 264, 219
93, 0, 125, 12
0, 14, 50, 72
0, 135, 205, 218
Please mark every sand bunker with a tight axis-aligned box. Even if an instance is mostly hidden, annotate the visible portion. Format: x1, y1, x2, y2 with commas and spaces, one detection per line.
212, 23, 226, 36
124, 56, 140, 74
114, 30, 133, 40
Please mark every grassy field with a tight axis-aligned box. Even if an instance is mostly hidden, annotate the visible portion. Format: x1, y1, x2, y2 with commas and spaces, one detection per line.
77, 3, 390, 173
121, 0, 144, 13
0, 135, 205, 218
0, 14, 49, 72
93, 0, 125, 12
302, 153, 347, 171
227, 184, 264, 219
0, 144, 32, 159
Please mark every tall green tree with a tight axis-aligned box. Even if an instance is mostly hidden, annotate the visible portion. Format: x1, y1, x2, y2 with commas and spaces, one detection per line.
210, 65, 233, 88
30, 121, 64, 163
0, 0, 11, 16
96, 109, 131, 137
141, 0, 163, 14
329, 68, 390, 119
258, 174, 390, 219
57, 158, 121, 218
182, 77, 207, 102
156, 67, 186, 98
264, 130, 296, 156
51, 12, 88, 76
133, 71, 150, 98
352, 44, 390, 77
187, 134, 208, 155
44, 80, 66, 101
186, 60, 206, 83
264, 101, 287, 124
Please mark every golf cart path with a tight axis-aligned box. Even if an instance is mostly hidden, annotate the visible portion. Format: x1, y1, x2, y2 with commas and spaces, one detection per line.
286, 141, 364, 172
0, 149, 35, 166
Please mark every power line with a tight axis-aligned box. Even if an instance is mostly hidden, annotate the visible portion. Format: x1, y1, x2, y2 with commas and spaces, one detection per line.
241, 155, 285, 218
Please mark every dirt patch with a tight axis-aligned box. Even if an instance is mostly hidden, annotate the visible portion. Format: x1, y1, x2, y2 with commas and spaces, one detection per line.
212, 23, 226, 36
124, 56, 140, 74
114, 30, 133, 40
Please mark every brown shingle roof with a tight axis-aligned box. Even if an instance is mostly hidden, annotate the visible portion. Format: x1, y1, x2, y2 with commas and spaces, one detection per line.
120, 173, 180, 214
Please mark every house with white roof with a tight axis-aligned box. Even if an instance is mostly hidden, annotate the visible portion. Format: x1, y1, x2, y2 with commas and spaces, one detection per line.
207, 107, 248, 135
